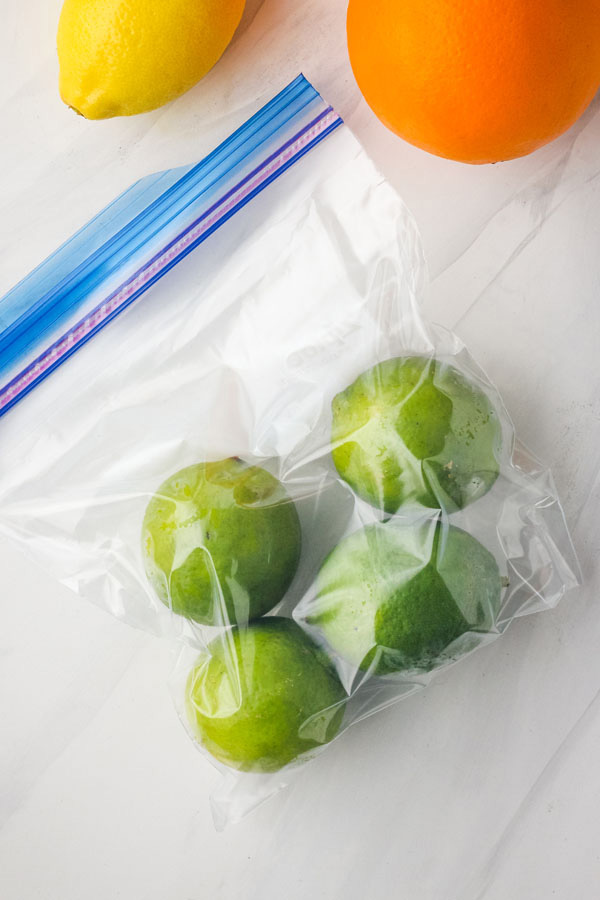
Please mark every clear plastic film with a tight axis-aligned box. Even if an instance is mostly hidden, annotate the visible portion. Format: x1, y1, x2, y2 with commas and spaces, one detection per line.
0, 77, 580, 828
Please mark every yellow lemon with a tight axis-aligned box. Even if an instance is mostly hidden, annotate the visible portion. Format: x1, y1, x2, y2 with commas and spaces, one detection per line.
57, 0, 246, 119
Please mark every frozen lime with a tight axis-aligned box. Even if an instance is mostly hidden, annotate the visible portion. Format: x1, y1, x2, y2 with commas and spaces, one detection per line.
331, 356, 502, 513
142, 458, 301, 625
308, 521, 502, 674
185, 617, 346, 772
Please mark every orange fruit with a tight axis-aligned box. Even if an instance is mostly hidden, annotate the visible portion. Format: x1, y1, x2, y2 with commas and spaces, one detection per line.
347, 0, 600, 164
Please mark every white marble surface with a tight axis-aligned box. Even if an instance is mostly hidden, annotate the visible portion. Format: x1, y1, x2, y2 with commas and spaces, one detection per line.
2, 1, 600, 897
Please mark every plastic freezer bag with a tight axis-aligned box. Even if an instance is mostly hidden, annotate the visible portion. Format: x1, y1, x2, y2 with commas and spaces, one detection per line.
0, 76, 579, 826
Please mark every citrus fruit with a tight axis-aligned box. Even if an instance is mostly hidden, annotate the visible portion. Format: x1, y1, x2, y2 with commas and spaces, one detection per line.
331, 356, 502, 513
308, 522, 502, 675
142, 458, 301, 626
347, 0, 600, 163
57, 0, 246, 119
185, 617, 346, 772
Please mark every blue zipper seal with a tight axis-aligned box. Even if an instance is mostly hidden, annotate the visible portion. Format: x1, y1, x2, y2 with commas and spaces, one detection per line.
0, 76, 343, 417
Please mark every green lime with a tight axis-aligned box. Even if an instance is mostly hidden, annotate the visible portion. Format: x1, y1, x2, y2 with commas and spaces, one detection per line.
185, 617, 346, 772
331, 356, 502, 513
142, 458, 301, 625
309, 521, 503, 674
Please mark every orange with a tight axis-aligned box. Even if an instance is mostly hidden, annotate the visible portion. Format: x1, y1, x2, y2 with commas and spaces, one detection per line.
347, 0, 600, 164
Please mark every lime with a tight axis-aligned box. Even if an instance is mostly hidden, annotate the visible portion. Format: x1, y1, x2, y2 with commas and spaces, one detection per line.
186, 617, 346, 772
309, 521, 503, 674
142, 458, 301, 625
331, 356, 502, 513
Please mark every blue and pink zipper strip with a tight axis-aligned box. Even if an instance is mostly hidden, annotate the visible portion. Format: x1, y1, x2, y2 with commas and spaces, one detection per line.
0, 76, 342, 417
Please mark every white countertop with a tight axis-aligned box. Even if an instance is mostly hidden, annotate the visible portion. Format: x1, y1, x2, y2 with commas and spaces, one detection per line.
2, 1, 600, 898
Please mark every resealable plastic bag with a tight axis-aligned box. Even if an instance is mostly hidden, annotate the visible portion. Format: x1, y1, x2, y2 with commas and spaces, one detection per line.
0, 76, 580, 827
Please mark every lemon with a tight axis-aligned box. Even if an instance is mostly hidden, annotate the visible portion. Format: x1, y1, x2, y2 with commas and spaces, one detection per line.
57, 0, 246, 119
